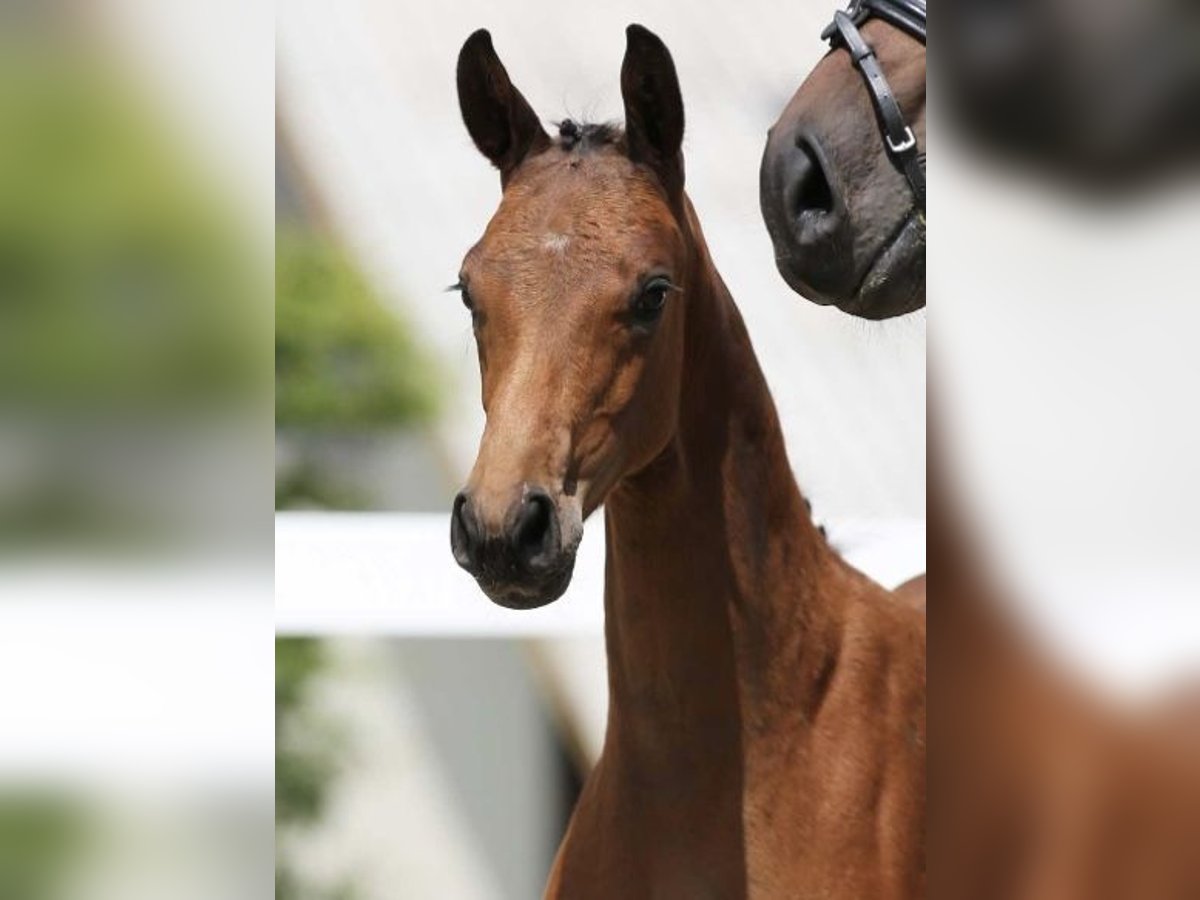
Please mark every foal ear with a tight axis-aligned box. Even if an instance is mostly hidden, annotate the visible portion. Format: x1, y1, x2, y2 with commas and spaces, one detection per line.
457, 29, 551, 186
621, 24, 685, 198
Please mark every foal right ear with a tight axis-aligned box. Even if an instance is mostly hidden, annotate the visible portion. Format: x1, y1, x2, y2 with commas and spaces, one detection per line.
457, 29, 550, 186
621, 24, 685, 200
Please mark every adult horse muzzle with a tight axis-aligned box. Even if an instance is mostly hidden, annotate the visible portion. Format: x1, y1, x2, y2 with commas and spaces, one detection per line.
822, 0, 927, 213
760, 0, 926, 318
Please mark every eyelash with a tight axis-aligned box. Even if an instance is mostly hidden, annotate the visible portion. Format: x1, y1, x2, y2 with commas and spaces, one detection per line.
449, 281, 473, 310
449, 280, 483, 330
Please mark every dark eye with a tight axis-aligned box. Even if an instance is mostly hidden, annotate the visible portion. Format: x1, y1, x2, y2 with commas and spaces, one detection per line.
630, 277, 675, 325
449, 279, 481, 323
451, 281, 473, 311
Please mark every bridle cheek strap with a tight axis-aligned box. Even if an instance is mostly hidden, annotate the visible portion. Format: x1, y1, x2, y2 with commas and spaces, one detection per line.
824, 5, 926, 212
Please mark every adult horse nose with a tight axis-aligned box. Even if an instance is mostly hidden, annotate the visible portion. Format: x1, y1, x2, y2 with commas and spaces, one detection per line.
761, 129, 853, 300
780, 135, 839, 232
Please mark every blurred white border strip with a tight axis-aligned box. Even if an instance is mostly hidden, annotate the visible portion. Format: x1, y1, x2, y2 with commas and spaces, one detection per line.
274, 512, 926, 636
0, 565, 273, 786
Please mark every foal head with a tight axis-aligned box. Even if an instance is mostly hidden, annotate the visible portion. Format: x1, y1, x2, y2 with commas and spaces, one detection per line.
760, 16, 925, 320
450, 26, 690, 608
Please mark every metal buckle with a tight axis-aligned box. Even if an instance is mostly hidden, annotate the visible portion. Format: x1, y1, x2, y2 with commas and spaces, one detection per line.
887, 126, 917, 154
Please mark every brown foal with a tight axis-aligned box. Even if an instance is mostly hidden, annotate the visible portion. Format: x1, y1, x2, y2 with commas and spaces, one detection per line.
450, 26, 924, 898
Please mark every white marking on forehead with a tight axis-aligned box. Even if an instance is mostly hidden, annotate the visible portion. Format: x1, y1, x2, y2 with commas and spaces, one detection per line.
542, 233, 570, 254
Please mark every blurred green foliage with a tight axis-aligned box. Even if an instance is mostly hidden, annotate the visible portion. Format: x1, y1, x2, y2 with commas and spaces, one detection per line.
274, 460, 371, 512
0, 43, 264, 414
276, 637, 335, 826
277, 637, 354, 900
0, 795, 88, 900
275, 228, 439, 429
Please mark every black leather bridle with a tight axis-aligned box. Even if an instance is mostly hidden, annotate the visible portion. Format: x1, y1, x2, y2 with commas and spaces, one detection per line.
822, 0, 927, 212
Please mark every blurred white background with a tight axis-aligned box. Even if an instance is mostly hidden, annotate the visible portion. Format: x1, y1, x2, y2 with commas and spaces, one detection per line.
935, 130, 1200, 699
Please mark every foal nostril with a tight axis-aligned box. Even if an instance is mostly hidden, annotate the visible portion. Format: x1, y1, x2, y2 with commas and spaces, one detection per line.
511, 490, 559, 572
451, 491, 480, 570
788, 138, 835, 219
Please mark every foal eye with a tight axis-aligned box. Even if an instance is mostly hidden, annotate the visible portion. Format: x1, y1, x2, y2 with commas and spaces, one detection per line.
630, 277, 675, 325
449, 280, 480, 323
456, 283, 474, 311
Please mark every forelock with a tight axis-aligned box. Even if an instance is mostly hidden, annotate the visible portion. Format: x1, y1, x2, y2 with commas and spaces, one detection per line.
555, 119, 625, 153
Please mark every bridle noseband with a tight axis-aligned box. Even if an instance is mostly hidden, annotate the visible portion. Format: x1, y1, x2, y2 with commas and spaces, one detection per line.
822, 0, 927, 211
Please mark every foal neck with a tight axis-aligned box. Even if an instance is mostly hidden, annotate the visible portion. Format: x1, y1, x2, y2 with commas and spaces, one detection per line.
602, 199, 849, 760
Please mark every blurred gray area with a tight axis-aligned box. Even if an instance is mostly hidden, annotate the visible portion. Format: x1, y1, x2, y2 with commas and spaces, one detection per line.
275, 430, 451, 512
396, 640, 568, 900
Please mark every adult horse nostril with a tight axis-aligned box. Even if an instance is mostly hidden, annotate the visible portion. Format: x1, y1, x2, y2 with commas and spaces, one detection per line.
451, 491, 480, 570
511, 490, 558, 571
788, 138, 835, 219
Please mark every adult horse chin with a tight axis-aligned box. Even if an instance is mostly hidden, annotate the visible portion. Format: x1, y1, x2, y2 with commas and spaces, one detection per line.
852, 211, 926, 319
764, 190, 926, 321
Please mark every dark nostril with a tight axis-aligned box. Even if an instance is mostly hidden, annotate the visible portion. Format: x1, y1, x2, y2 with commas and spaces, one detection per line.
788, 139, 834, 218
451, 491, 479, 569
511, 490, 558, 571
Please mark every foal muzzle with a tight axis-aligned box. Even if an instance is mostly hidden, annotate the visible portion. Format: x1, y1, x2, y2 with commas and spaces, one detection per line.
451, 486, 579, 609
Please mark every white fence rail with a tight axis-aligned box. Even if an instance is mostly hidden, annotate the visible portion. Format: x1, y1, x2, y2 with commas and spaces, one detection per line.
274, 512, 927, 636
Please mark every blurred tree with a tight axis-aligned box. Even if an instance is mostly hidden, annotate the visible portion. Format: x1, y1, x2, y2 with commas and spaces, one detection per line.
0, 796, 88, 900
275, 228, 438, 430
276, 637, 334, 825
0, 44, 263, 414
0, 37, 269, 551
276, 637, 356, 900
274, 226, 442, 511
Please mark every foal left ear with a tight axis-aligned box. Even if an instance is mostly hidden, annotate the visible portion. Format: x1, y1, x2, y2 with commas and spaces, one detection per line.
621, 24, 685, 199
457, 29, 551, 186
